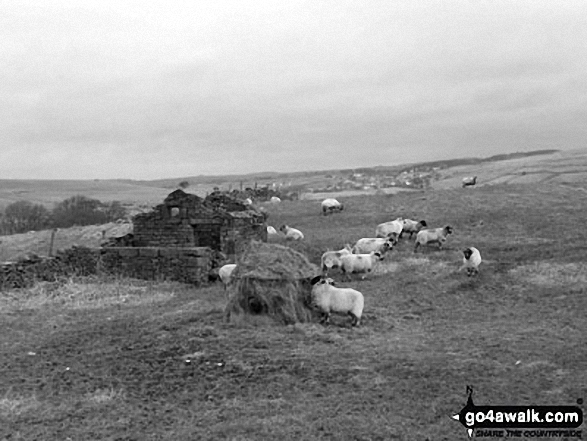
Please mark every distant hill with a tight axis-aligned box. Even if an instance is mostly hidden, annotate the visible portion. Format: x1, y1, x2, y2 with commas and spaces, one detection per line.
0, 148, 580, 213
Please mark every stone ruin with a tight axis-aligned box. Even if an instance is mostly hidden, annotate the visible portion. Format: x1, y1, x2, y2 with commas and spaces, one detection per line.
101, 189, 267, 285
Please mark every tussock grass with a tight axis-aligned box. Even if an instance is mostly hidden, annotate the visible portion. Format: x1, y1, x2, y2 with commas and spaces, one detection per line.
509, 262, 587, 287
85, 387, 126, 404
0, 276, 179, 312
0, 393, 41, 417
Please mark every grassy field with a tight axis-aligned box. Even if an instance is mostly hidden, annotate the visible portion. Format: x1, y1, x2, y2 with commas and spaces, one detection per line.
1, 182, 587, 440
432, 149, 587, 190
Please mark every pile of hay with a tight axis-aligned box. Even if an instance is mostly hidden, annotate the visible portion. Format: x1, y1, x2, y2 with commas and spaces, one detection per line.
225, 241, 320, 325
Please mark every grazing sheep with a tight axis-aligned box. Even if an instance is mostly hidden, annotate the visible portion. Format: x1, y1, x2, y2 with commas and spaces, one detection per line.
321, 244, 353, 274
462, 176, 477, 188
243, 197, 253, 206
310, 276, 364, 326
414, 225, 453, 252
340, 251, 382, 280
270, 196, 281, 203
279, 225, 304, 240
375, 218, 403, 241
218, 264, 237, 290
351, 238, 395, 257
460, 247, 482, 276
321, 198, 344, 215
400, 219, 427, 239
267, 225, 278, 235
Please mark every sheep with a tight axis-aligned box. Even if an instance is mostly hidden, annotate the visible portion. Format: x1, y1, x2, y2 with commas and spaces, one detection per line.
267, 225, 278, 235
375, 218, 403, 242
321, 244, 353, 274
459, 247, 482, 276
218, 264, 237, 290
310, 275, 364, 326
243, 197, 253, 206
351, 237, 395, 257
279, 224, 304, 240
321, 198, 344, 215
414, 225, 454, 252
400, 219, 427, 239
462, 176, 477, 188
270, 196, 281, 203
340, 251, 382, 280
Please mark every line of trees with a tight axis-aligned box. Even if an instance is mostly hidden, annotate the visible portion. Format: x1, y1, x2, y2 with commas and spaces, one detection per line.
0, 195, 127, 236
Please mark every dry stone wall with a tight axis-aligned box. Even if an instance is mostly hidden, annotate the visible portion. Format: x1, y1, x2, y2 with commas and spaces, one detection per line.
0, 245, 214, 291
100, 247, 212, 285
0, 246, 100, 291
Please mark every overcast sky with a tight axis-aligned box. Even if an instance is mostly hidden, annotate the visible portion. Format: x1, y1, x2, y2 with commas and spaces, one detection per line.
1, 1, 586, 180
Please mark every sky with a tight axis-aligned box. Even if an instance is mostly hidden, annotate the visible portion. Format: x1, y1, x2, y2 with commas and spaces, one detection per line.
1, 0, 586, 180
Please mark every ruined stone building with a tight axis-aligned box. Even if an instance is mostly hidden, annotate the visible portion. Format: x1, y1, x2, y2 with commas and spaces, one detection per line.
132, 189, 267, 260
100, 189, 267, 285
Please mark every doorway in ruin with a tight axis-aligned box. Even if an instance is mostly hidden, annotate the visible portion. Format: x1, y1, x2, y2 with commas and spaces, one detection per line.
192, 224, 221, 250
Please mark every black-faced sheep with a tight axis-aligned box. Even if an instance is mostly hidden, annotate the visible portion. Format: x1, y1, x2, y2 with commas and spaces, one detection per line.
351, 238, 394, 257
462, 176, 477, 188
310, 276, 364, 326
375, 218, 403, 240
414, 226, 453, 252
400, 219, 427, 239
460, 247, 482, 276
321, 198, 344, 215
340, 251, 382, 280
321, 244, 353, 274
219, 264, 237, 290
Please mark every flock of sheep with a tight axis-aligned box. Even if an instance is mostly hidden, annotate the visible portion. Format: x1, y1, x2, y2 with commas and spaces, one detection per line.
220, 196, 483, 327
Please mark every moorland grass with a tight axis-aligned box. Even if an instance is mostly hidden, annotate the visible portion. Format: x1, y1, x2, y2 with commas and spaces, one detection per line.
1, 183, 586, 440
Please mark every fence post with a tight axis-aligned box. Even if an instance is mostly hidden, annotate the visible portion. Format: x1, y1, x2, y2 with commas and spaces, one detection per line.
48, 228, 58, 257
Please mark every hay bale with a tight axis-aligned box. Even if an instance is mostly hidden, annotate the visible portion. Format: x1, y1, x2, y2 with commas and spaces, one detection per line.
225, 241, 320, 325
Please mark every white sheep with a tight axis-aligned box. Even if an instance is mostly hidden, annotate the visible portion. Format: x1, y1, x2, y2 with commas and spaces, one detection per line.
340, 251, 382, 280
375, 218, 403, 241
310, 276, 364, 326
218, 264, 237, 290
459, 247, 482, 276
321, 244, 353, 274
270, 196, 281, 203
243, 197, 253, 206
267, 225, 278, 235
279, 224, 304, 240
414, 225, 453, 252
351, 238, 394, 257
321, 198, 344, 215
400, 219, 427, 239
462, 176, 477, 188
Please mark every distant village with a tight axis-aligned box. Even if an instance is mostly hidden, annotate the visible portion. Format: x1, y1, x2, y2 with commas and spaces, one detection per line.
304, 164, 444, 193
215, 164, 444, 200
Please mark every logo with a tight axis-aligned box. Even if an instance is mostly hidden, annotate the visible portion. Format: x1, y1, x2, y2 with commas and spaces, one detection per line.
452, 386, 583, 438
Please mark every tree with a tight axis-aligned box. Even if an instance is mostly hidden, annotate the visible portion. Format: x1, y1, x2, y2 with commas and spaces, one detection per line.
0, 200, 51, 235
52, 195, 108, 228
178, 181, 190, 189
103, 201, 127, 221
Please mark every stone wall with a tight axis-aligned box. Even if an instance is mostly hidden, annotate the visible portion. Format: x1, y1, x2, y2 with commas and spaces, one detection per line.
0, 246, 215, 291
220, 214, 267, 260
0, 246, 100, 291
100, 247, 213, 285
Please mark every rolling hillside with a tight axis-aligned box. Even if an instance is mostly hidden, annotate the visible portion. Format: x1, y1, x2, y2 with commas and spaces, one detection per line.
1, 149, 581, 213
431, 148, 587, 189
